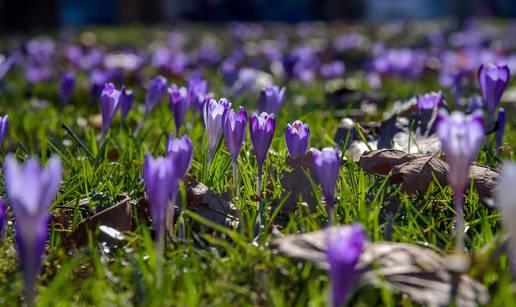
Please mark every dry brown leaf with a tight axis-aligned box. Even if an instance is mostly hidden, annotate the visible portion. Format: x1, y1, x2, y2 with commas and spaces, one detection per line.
359, 149, 499, 199
280, 151, 318, 213
271, 227, 489, 307
68, 195, 133, 246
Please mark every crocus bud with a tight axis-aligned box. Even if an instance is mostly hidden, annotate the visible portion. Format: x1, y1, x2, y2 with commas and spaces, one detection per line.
166, 134, 193, 180
100, 83, 121, 141
0, 199, 6, 241
223, 106, 247, 163
416, 91, 443, 110
143, 154, 177, 241
144, 75, 168, 117
250, 112, 276, 171
4, 155, 62, 304
495, 162, 516, 279
187, 74, 209, 111
119, 87, 134, 120
59, 71, 75, 105
478, 63, 510, 125
258, 85, 286, 114
285, 120, 310, 159
313, 148, 340, 210
496, 108, 506, 149
203, 98, 231, 161
326, 224, 367, 307
0, 115, 8, 147
169, 84, 191, 134
90, 69, 109, 100
436, 109, 484, 197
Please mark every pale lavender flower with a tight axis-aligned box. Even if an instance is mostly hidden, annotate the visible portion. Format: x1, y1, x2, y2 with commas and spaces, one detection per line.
320, 61, 345, 79
4, 155, 62, 304
326, 225, 367, 307
203, 98, 231, 162
436, 109, 484, 249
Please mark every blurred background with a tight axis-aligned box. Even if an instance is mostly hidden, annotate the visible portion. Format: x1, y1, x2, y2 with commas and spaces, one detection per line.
1, 0, 516, 31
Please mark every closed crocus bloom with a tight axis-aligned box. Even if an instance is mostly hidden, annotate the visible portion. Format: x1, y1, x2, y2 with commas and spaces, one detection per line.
437, 110, 484, 197
223, 106, 248, 163
313, 147, 340, 210
250, 112, 275, 172
285, 120, 309, 159
495, 162, 516, 278
326, 225, 367, 307
169, 84, 191, 134
478, 63, 510, 125
143, 154, 177, 241
0, 115, 8, 147
166, 134, 193, 180
89, 69, 109, 100
144, 75, 168, 117
436, 109, 484, 250
496, 108, 506, 149
4, 155, 62, 304
100, 83, 121, 141
59, 71, 75, 105
416, 91, 443, 110
320, 60, 345, 79
119, 87, 134, 120
203, 98, 231, 162
0, 199, 6, 241
187, 73, 209, 111
258, 85, 286, 114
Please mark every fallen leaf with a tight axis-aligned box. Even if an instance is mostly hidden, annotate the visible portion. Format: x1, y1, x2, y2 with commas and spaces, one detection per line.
280, 151, 318, 213
272, 226, 489, 307
68, 195, 133, 246
359, 149, 499, 199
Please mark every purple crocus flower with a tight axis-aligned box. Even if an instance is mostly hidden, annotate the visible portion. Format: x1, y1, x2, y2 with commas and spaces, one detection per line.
142, 154, 177, 241
0, 199, 6, 241
496, 108, 506, 149
59, 71, 75, 105
312, 148, 340, 211
100, 83, 121, 141
89, 70, 109, 100
203, 98, 231, 163
187, 73, 210, 111
0, 115, 8, 147
169, 84, 191, 134
285, 120, 310, 159
320, 61, 345, 79
144, 75, 168, 117
258, 85, 286, 114
478, 63, 510, 125
4, 155, 62, 304
436, 109, 484, 250
416, 91, 443, 110
495, 162, 516, 279
223, 106, 248, 163
326, 225, 367, 307
166, 134, 193, 180
250, 112, 275, 193
119, 87, 134, 120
